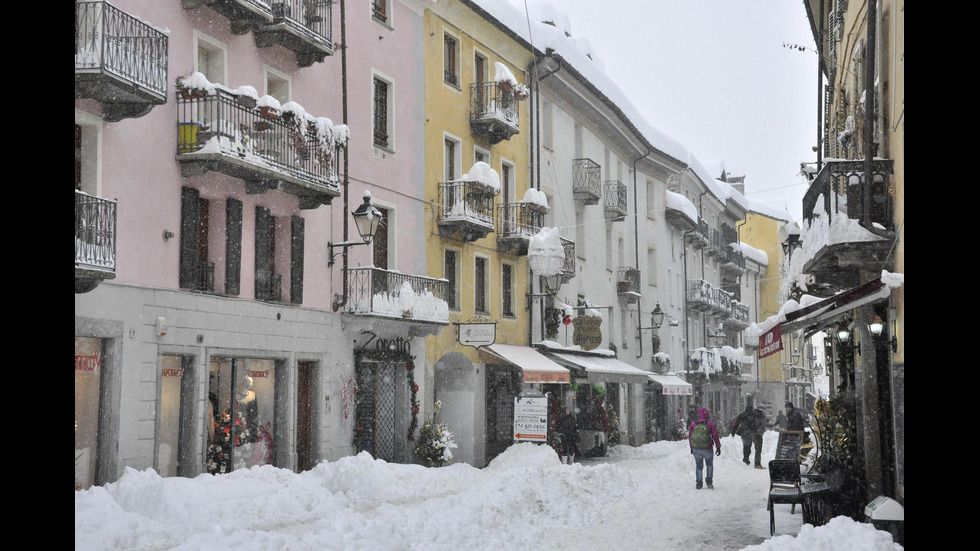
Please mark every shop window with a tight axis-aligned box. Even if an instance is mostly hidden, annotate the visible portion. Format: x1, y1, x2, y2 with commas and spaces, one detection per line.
207, 357, 277, 474
75, 337, 104, 490
157, 355, 195, 478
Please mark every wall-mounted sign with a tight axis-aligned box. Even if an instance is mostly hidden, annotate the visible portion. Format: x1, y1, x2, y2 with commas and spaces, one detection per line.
513, 395, 548, 442
456, 320, 496, 349
759, 324, 783, 359
572, 316, 603, 351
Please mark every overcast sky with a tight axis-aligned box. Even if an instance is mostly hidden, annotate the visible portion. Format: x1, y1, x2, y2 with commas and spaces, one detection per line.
508, 0, 819, 222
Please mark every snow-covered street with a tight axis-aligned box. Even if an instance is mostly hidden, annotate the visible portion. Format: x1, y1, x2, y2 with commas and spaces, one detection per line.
74, 431, 902, 551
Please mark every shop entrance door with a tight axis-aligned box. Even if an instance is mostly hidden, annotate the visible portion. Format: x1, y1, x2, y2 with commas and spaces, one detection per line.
297, 361, 315, 471
485, 368, 519, 463
75, 337, 104, 490
355, 360, 397, 462
158, 355, 195, 477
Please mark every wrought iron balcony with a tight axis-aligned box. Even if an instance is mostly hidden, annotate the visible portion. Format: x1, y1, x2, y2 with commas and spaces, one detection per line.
75, 190, 117, 293
497, 202, 544, 255
710, 287, 733, 316
801, 158, 895, 289
181, 0, 274, 35
782, 365, 813, 383
706, 228, 724, 257
75, 1, 168, 122
572, 158, 602, 205
720, 245, 746, 275
343, 267, 449, 326
176, 89, 341, 208
253, 1, 334, 67
469, 82, 521, 144
436, 180, 496, 242
560, 237, 576, 283
686, 279, 712, 312
604, 180, 628, 221
617, 267, 641, 302
684, 218, 710, 249
724, 301, 751, 330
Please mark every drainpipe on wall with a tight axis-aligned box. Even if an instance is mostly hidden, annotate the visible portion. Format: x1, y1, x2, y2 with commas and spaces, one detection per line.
528, 53, 561, 345
862, 0, 877, 228
332, 0, 350, 312
633, 149, 651, 359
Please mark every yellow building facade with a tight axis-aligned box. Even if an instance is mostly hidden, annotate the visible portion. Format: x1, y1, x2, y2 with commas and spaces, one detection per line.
422, 1, 537, 467
741, 212, 788, 385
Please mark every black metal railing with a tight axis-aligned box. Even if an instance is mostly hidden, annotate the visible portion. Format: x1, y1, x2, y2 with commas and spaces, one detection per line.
729, 302, 750, 326
201, 261, 216, 293
617, 267, 641, 295
711, 287, 733, 314
686, 279, 712, 308
270, 0, 333, 44
177, 90, 341, 193
722, 247, 746, 272
437, 180, 495, 228
75, 1, 168, 97
470, 82, 519, 128
498, 203, 544, 241
802, 159, 894, 231
344, 267, 449, 323
604, 180, 628, 218
75, 190, 117, 273
573, 158, 602, 200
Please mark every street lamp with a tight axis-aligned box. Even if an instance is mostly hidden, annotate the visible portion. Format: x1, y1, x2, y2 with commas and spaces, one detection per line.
638, 302, 667, 355
328, 191, 383, 267
527, 227, 565, 305
868, 314, 898, 353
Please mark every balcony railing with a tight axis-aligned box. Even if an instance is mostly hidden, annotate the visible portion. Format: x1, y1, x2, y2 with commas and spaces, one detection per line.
782, 365, 814, 383
252, 1, 334, 67
686, 279, 712, 311
470, 82, 521, 144
725, 301, 750, 328
572, 158, 602, 205
75, 190, 117, 286
436, 180, 496, 242
685, 218, 710, 248
801, 158, 895, 287
560, 237, 576, 283
181, 1, 274, 34
803, 159, 894, 231
710, 287, 733, 316
497, 202, 544, 254
176, 89, 341, 208
604, 180, 628, 221
75, 1, 168, 121
344, 267, 449, 325
617, 267, 641, 301
720, 246, 746, 274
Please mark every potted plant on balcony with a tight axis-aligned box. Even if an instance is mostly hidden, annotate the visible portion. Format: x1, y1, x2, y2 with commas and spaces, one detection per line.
175, 72, 212, 100
257, 95, 282, 121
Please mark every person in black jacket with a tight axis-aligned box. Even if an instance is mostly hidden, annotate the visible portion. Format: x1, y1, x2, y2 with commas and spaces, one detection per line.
730, 404, 755, 466
556, 406, 579, 465
784, 401, 806, 431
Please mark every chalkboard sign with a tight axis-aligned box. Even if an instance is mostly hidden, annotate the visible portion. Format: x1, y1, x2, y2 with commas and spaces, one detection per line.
775, 431, 805, 461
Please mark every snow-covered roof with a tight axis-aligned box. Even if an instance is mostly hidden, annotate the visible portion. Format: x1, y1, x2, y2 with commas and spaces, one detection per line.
748, 197, 794, 222
738, 242, 769, 266
665, 190, 698, 223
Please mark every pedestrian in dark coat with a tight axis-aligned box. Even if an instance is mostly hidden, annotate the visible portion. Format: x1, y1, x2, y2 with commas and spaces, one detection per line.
774, 410, 787, 431
556, 406, 579, 465
730, 404, 756, 466
751, 406, 767, 469
784, 402, 806, 431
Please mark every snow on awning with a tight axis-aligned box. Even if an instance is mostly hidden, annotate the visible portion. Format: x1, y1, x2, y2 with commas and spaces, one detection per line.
647, 374, 693, 396
781, 278, 891, 333
483, 344, 570, 384
548, 353, 649, 384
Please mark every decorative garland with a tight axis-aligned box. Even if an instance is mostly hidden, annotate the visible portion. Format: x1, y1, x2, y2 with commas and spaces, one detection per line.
354, 347, 419, 443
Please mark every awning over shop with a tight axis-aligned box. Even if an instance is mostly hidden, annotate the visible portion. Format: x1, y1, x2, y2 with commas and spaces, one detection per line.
647, 374, 693, 395
483, 344, 570, 384
781, 278, 891, 334
549, 353, 650, 384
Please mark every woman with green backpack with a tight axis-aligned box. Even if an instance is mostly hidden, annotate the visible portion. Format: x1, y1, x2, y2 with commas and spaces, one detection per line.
689, 407, 722, 489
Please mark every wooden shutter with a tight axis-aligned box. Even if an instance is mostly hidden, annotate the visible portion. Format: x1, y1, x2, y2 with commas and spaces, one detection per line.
290, 215, 304, 304
179, 187, 201, 289
225, 198, 242, 295
255, 207, 272, 300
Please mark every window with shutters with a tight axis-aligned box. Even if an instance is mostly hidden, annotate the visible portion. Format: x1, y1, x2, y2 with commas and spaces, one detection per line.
290, 215, 305, 305
445, 248, 460, 310
443, 33, 459, 88
254, 206, 280, 302
501, 263, 514, 318
179, 187, 217, 293
474, 256, 489, 315
373, 76, 392, 150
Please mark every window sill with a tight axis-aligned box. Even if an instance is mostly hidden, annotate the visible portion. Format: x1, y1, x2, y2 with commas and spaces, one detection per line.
371, 17, 393, 32
444, 81, 462, 93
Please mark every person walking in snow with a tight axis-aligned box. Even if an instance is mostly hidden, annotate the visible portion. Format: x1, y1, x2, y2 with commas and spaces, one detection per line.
689, 407, 722, 489
784, 401, 805, 431
751, 406, 767, 469
774, 410, 787, 431
730, 403, 757, 466
556, 406, 580, 465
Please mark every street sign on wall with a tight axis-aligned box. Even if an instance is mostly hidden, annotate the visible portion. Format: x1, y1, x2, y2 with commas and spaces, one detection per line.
456, 320, 496, 349
513, 395, 548, 442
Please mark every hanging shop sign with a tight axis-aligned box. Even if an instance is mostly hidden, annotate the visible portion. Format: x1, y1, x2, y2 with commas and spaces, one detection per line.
456, 319, 496, 349
759, 324, 783, 359
572, 316, 603, 351
513, 395, 549, 442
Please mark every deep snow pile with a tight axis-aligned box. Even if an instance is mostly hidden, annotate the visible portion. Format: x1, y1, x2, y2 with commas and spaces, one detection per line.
75, 438, 903, 551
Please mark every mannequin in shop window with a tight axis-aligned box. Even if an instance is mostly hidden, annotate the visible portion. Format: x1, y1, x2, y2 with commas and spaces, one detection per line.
239, 376, 259, 443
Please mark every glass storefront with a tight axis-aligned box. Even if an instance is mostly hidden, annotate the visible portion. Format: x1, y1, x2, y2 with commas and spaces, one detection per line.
207, 357, 276, 474
158, 355, 186, 477
75, 337, 103, 490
